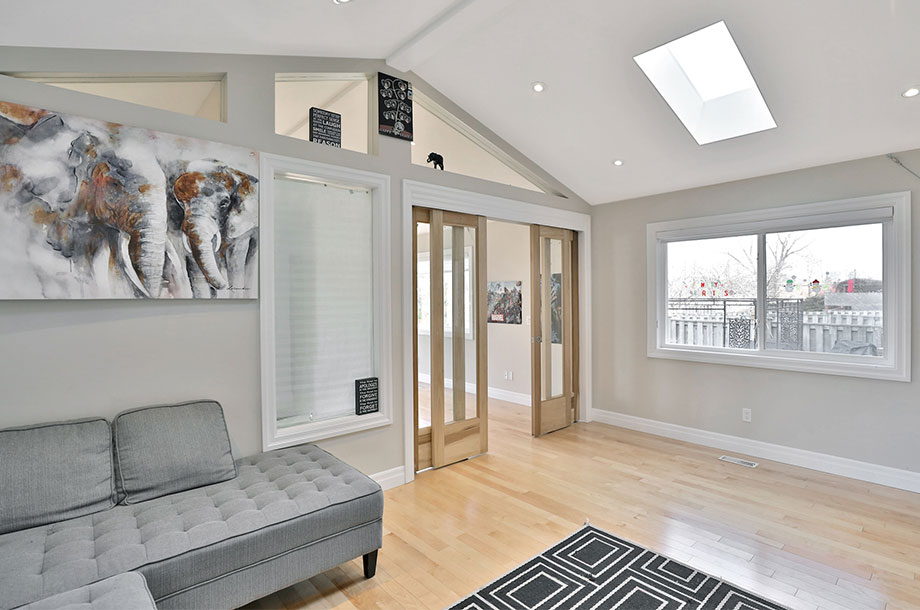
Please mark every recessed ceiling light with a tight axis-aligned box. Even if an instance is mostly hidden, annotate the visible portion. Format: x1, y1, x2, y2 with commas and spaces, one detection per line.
634, 21, 776, 145
902, 87, 919, 98
613, 159, 624, 166
332, 0, 352, 4
531, 81, 546, 93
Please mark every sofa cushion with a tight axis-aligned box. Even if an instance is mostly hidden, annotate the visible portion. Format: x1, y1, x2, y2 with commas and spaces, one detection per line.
0, 418, 113, 535
113, 400, 236, 504
18, 572, 156, 610
0, 444, 383, 610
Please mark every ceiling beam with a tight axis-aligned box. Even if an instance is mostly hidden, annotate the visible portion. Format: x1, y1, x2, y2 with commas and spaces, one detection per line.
386, 0, 520, 73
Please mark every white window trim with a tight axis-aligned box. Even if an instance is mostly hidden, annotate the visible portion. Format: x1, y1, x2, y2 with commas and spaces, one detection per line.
260, 153, 393, 450
646, 191, 911, 382
5, 72, 229, 122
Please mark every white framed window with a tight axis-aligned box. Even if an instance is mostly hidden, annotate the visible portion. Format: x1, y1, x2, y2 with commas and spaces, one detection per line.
647, 192, 910, 381
275, 73, 370, 154
4, 72, 226, 121
260, 154, 392, 450
411, 90, 554, 194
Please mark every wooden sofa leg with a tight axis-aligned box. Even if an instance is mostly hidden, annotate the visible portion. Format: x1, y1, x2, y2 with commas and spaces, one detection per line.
363, 550, 378, 578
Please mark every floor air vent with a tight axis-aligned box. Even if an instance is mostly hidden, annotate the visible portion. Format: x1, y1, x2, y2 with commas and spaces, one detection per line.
719, 455, 759, 468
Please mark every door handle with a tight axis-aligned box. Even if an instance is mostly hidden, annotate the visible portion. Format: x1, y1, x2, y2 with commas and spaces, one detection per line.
532, 336, 542, 343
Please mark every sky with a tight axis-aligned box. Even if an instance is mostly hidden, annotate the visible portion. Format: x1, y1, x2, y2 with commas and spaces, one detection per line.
667, 223, 883, 299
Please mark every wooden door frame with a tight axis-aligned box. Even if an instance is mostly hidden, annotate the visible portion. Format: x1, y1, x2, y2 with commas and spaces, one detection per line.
413, 207, 489, 471
530, 226, 577, 437
402, 181, 592, 483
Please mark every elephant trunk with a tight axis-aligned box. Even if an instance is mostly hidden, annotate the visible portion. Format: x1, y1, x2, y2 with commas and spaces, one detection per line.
183, 214, 228, 289
127, 169, 167, 298
132, 222, 166, 297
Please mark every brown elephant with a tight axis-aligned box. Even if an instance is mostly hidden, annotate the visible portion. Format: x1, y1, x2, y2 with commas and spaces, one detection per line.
0, 107, 167, 298
164, 159, 258, 297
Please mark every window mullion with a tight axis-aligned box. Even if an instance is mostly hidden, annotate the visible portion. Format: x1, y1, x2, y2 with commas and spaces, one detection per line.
756, 233, 767, 352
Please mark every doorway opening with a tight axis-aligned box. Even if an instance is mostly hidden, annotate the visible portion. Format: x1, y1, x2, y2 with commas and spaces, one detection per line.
481, 220, 533, 438
412, 208, 581, 474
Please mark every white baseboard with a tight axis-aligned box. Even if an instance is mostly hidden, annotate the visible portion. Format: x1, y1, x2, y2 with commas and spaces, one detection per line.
486, 387, 531, 406
370, 466, 407, 491
591, 409, 920, 494
417, 373, 531, 406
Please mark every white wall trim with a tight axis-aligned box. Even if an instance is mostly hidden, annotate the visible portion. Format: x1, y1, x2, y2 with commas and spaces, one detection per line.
591, 409, 920, 494
417, 373, 531, 406
370, 465, 408, 491
487, 387, 531, 406
403, 180, 592, 483
260, 153, 393, 451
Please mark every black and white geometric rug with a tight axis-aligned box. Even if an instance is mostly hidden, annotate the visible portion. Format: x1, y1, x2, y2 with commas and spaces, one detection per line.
449, 525, 788, 609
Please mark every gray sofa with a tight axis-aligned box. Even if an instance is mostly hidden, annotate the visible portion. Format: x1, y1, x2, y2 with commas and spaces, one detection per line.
0, 401, 383, 610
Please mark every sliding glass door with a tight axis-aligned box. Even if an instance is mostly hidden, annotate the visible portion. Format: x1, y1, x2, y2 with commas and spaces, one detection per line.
530, 225, 577, 436
414, 207, 488, 470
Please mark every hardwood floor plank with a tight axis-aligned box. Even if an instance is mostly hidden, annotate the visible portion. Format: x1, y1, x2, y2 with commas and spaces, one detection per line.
243, 399, 920, 610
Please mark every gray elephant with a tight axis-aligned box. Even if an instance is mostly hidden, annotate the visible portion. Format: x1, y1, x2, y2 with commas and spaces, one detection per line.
0, 104, 167, 298
163, 159, 258, 298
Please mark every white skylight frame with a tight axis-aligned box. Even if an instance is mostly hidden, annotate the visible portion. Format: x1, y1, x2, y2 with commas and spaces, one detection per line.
634, 21, 776, 145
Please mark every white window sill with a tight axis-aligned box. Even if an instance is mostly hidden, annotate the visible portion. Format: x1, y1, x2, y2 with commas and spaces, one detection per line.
264, 411, 391, 451
648, 345, 909, 382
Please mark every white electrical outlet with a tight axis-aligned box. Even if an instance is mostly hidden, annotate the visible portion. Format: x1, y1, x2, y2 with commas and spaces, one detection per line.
507, 371, 513, 381
503, 371, 509, 380
526, 316, 531, 325
742, 408, 752, 423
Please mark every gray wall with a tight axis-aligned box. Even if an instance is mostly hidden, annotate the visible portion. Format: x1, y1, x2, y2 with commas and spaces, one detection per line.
592, 149, 920, 473
0, 46, 588, 476
485, 220, 532, 397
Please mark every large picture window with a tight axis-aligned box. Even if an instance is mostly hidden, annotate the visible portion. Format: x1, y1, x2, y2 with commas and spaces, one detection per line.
648, 193, 910, 381
261, 156, 392, 449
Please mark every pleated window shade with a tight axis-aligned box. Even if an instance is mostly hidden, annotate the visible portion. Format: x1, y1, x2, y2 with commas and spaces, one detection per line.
272, 176, 374, 428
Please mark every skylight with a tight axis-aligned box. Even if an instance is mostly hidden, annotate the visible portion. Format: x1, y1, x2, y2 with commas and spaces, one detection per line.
634, 21, 776, 145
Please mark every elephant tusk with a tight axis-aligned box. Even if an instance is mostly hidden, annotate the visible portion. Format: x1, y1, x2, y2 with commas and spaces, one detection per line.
165, 237, 183, 274
182, 232, 193, 255
116, 231, 150, 298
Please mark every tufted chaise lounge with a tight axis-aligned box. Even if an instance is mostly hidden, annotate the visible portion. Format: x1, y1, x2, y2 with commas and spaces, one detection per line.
0, 401, 383, 610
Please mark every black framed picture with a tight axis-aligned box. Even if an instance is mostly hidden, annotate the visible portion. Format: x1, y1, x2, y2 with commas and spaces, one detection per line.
377, 72, 413, 142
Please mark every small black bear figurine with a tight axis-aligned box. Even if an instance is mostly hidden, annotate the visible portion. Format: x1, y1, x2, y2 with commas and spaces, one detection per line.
427, 152, 444, 171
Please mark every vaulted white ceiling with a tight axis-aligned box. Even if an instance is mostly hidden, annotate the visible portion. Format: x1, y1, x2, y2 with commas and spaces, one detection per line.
3, 0, 920, 205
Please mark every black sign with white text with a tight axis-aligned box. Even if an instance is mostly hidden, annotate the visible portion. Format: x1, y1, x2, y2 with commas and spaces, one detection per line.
355, 377, 379, 416
309, 107, 342, 148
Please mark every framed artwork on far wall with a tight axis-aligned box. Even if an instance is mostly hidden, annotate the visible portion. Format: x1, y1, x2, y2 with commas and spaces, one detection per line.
487, 281, 523, 324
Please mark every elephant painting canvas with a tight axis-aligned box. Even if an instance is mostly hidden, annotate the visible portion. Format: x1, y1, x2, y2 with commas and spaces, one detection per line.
0, 100, 259, 299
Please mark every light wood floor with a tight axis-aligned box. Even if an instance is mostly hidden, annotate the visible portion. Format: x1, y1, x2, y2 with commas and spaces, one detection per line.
244, 399, 920, 610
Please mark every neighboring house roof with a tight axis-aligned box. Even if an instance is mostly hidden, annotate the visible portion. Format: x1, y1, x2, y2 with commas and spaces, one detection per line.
825, 292, 883, 309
